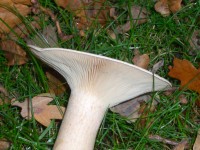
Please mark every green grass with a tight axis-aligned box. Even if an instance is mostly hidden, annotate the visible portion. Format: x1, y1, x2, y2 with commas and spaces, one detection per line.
0, 0, 200, 149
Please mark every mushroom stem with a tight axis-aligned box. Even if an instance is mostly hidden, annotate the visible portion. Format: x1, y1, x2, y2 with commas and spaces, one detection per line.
29, 45, 171, 149
53, 91, 107, 150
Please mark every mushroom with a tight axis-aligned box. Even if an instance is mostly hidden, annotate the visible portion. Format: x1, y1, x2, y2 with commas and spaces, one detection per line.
28, 45, 171, 150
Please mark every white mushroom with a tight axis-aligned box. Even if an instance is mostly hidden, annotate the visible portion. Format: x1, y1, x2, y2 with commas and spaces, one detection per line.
28, 45, 171, 150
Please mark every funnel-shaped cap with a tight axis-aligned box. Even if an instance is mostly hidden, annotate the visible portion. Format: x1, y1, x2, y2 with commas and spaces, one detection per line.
29, 45, 171, 107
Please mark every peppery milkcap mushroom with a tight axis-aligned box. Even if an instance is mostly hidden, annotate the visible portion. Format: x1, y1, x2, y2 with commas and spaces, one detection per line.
29, 45, 171, 150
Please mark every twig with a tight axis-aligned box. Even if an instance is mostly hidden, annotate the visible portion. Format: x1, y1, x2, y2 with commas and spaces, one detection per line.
148, 134, 179, 146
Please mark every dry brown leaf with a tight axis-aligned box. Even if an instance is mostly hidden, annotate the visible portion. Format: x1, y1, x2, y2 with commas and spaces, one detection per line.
11, 93, 66, 127
173, 140, 188, 150
116, 5, 148, 34
0, 138, 11, 150
5, 20, 41, 40
46, 70, 69, 95
189, 30, 200, 55
193, 129, 200, 150
0, 40, 28, 66
132, 49, 150, 69
154, 0, 170, 17
12, 0, 32, 5
168, 0, 182, 13
154, 0, 182, 17
107, 29, 116, 40
0, 21, 41, 66
109, 7, 117, 20
54, 0, 110, 30
110, 95, 151, 123
179, 94, 188, 104
168, 58, 200, 94
0, 0, 31, 34
0, 0, 32, 66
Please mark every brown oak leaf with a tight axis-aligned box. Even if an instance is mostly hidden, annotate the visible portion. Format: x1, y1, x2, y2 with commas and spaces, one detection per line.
154, 0, 182, 17
54, 0, 110, 30
11, 93, 66, 127
0, 40, 28, 66
0, 0, 31, 34
132, 49, 150, 69
168, 58, 200, 94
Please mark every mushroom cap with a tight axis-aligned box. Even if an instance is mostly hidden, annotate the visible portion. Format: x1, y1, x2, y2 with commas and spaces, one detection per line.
29, 45, 171, 107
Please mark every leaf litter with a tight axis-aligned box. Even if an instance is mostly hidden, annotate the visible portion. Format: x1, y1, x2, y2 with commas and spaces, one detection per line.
168, 58, 200, 94
11, 93, 66, 127
132, 49, 150, 69
0, 138, 11, 150
154, 0, 182, 17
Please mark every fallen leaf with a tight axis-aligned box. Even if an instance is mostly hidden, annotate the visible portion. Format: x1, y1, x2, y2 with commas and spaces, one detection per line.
173, 140, 188, 150
179, 94, 188, 104
168, 58, 200, 94
154, 0, 170, 17
0, 138, 11, 150
0, 0, 33, 66
12, 0, 32, 5
11, 93, 66, 127
189, 30, 200, 55
168, 0, 182, 13
193, 129, 200, 150
107, 29, 116, 40
5, 20, 41, 40
0, 40, 28, 66
116, 5, 148, 34
110, 95, 151, 123
46, 70, 69, 95
0, 20, 41, 66
109, 7, 117, 20
54, 0, 110, 30
0, 0, 31, 34
154, 0, 182, 17
132, 49, 150, 69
